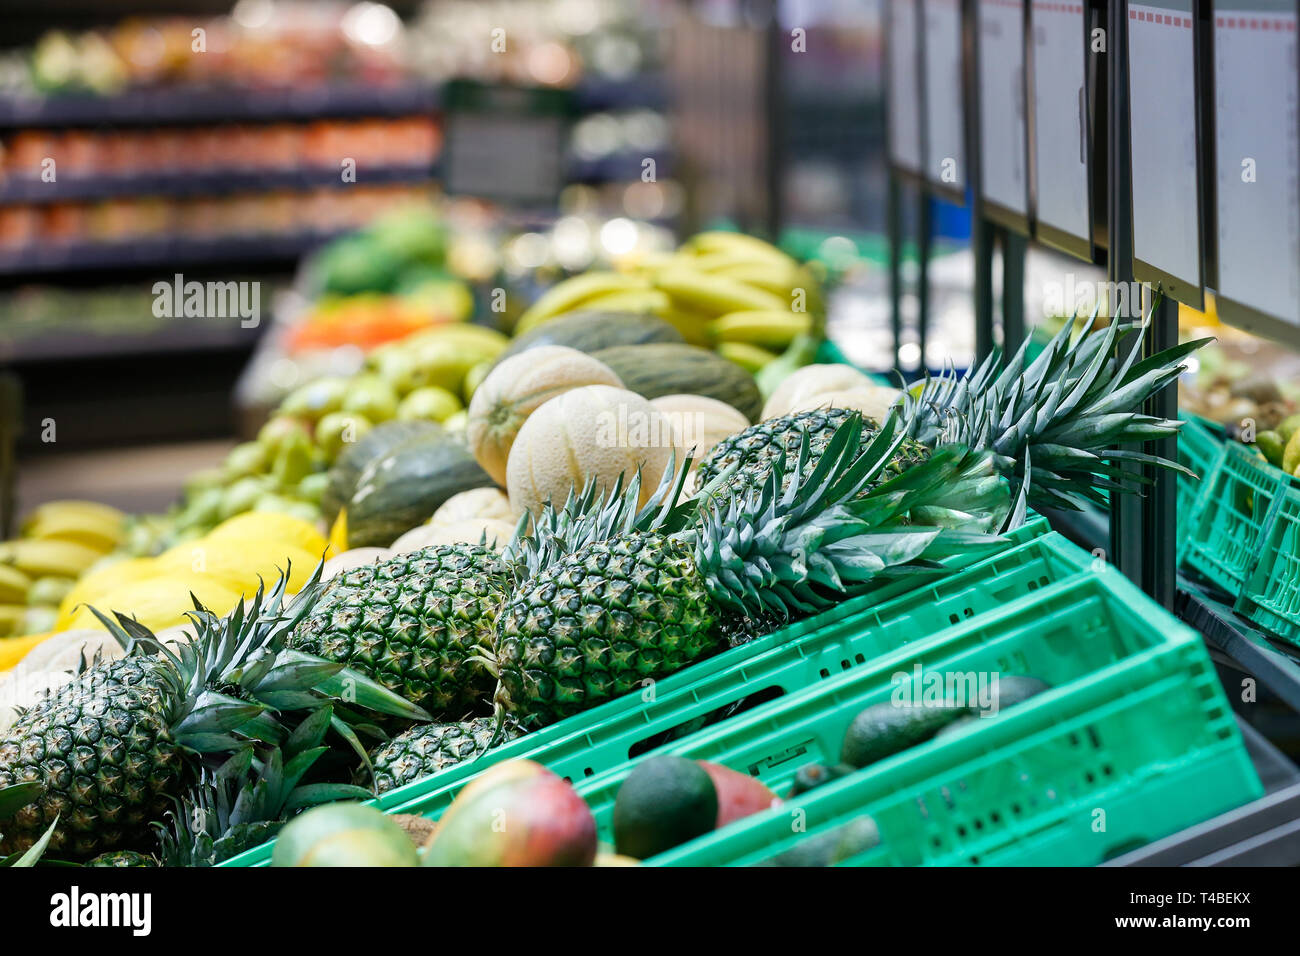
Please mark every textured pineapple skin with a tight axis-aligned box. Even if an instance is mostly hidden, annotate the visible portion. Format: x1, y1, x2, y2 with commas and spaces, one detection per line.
0, 657, 183, 859
85, 849, 158, 867
368, 717, 519, 794
292, 544, 509, 717
698, 407, 931, 497
495, 533, 721, 727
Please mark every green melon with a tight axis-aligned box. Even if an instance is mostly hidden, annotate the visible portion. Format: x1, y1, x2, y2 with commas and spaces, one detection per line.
592, 344, 763, 422
495, 311, 684, 366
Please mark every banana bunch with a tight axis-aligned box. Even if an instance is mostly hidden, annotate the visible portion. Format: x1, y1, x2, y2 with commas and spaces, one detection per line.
513, 232, 826, 369
0, 500, 126, 638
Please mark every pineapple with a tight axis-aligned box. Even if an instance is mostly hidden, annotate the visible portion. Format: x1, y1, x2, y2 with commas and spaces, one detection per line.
0, 571, 425, 860
290, 544, 511, 718
368, 717, 521, 794
85, 849, 157, 867
486, 414, 1009, 726
158, 723, 372, 867
700, 312, 1202, 517
699, 406, 931, 500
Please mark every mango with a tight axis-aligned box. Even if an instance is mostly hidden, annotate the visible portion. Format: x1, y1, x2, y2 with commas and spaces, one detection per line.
697, 761, 780, 828
422, 760, 597, 867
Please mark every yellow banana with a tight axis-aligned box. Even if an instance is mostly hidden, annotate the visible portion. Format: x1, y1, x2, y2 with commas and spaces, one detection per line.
656, 308, 713, 346
25, 510, 124, 553
0, 539, 104, 579
711, 262, 823, 311
681, 231, 796, 265
0, 630, 53, 670
716, 341, 780, 373
516, 272, 650, 333
0, 565, 30, 604
577, 288, 672, 315
653, 269, 789, 317
709, 310, 815, 350
21, 500, 125, 536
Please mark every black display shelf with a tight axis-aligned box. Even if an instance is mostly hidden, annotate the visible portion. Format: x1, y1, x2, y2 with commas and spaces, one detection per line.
0, 231, 347, 278
0, 75, 667, 130
567, 149, 671, 184
0, 82, 442, 128
0, 318, 262, 364
0, 163, 435, 204
1177, 577, 1300, 715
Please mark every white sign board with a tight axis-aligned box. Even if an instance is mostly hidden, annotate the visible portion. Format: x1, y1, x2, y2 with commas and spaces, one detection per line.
1213, 3, 1300, 330
978, 0, 1028, 216
887, 0, 924, 174
924, 0, 966, 192
1030, 1, 1090, 248
1129, 2, 1203, 298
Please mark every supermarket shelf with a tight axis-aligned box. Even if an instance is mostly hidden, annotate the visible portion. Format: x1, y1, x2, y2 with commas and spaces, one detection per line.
0, 82, 442, 128
1107, 778, 1300, 867
1177, 576, 1300, 714
0, 163, 436, 204
0, 231, 347, 277
567, 149, 671, 183
0, 319, 262, 364
0, 75, 667, 129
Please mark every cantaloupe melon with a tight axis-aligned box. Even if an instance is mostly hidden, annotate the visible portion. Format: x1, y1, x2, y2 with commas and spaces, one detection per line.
468, 346, 623, 486
787, 386, 902, 424
649, 394, 751, 464
507, 386, 677, 517
761, 364, 874, 420
429, 487, 516, 526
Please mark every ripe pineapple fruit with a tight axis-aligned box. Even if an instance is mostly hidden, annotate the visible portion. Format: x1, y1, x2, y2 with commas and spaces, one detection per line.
701, 312, 1201, 516
485, 313, 1201, 727
368, 717, 521, 794
698, 405, 930, 499
290, 544, 512, 717
0, 571, 426, 860
486, 415, 1009, 726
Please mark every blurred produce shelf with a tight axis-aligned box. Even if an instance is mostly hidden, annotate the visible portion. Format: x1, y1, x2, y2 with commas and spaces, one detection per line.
0, 230, 348, 276
0, 75, 665, 129
0, 317, 260, 364
0, 163, 436, 204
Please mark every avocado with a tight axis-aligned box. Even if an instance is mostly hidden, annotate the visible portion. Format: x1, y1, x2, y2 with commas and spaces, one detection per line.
613, 755, 718, 860
753, 816, 880, 867
934, 714, 980, 740
787, 762, 857, 798
313, 235, 402, 296
840, 702, 968, 768
992, 675, 1051, 712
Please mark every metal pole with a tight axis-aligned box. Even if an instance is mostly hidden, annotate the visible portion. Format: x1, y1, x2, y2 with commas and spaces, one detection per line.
1107, 0, 1144, 587
917, 192, 933, 377
973, 217, 996, 362
1145, 290, 1179, 608
1001, 228, 1028, 351
888, 172, 904, 373
763, 0, 785, 242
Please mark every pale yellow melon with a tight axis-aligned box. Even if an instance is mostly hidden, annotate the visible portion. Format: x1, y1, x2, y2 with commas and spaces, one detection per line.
650, 394, 751, 464
321, 547, 393, 582
787, 386, 903, 424
507, 385, 677, 517
467, 346, 624, 486
390, 518, 517, 553
429, 487, 515, 526
761, 364, 874, 420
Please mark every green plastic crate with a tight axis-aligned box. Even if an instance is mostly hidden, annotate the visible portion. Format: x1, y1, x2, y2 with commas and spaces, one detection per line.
1175, 415, 1226, 561
1237, 482, 1300, 646
617, 570, 1261, 866
1183, 441, 1288, 598
219, 519, 1061, 867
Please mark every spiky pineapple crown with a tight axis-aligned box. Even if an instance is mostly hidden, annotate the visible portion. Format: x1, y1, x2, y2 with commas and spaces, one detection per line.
683, 411, 1010, 618
87, 564, 429, 762
157, 709, 371, 867
903, 303, 1204, 513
